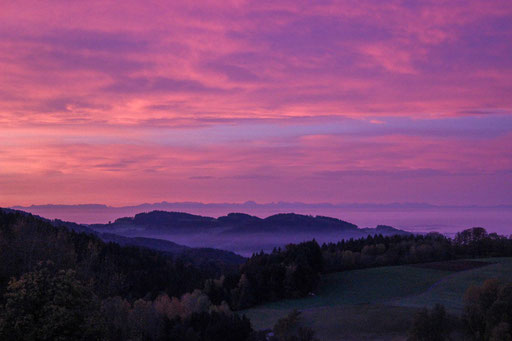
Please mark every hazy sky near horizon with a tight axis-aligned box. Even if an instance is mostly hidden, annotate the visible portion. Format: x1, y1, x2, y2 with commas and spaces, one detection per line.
1, 0, 511, 206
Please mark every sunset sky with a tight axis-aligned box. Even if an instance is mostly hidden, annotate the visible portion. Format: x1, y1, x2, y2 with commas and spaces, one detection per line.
1, 0, 511, 206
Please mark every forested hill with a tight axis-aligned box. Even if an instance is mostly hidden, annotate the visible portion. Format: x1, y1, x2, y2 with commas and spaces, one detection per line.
1, 208, 246, 267
92, 210, 408, 235
96, 233, 245, 267
0, 209, 236, 300
89, 210, 411, 256
0, 208, 325, 340
0, 209, 259, 340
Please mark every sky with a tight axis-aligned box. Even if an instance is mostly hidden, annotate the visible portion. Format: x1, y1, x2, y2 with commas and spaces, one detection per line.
0, 0, 511, 207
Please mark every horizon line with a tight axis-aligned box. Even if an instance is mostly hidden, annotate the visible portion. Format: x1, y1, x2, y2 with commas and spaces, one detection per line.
9, 201, 512, 210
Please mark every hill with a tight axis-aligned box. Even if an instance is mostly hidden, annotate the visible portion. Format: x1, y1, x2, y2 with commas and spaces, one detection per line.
0, 208, 221, 300
99, 233, 246, 267
90, 210, 411, 255
221, 213, 358, 234
92, 211, 360, 234
1, 208, 246, 267
0, 208, 256, 340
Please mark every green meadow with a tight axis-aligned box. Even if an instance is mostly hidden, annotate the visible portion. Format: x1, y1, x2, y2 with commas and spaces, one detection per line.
243, 258, 512, 341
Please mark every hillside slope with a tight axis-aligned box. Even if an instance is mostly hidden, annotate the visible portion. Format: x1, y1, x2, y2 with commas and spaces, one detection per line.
1, 208, 246, 266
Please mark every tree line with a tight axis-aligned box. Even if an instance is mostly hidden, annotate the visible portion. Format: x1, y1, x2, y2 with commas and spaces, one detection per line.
321, 227, 512, 273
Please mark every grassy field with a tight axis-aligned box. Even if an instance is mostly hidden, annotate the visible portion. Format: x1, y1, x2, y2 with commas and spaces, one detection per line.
392, 257, 512, 313
243, 257, 512, 341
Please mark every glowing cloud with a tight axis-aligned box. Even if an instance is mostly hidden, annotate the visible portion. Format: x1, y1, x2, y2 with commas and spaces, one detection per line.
0, 0, 511, 206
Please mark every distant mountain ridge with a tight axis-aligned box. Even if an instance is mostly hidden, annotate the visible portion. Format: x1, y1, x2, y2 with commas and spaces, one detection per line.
11, 201, 511, 225
14, 201, 512, 211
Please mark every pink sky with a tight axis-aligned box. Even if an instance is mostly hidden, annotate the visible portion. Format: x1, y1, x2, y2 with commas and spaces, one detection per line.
1, 0, 511, 206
